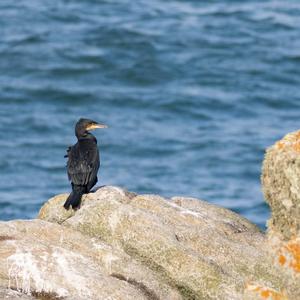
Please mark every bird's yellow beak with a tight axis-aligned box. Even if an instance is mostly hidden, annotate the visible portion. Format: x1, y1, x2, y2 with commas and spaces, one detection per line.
86, 123, 108, 130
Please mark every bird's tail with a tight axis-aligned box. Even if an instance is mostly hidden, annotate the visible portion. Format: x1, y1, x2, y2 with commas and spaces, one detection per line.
63, 185, 86, 210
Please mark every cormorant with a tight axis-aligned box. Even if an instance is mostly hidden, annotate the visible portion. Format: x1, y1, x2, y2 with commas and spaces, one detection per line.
63, 118, 107, 210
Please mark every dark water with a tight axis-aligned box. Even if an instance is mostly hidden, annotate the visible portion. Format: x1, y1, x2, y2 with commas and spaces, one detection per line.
1, 0, 300, 228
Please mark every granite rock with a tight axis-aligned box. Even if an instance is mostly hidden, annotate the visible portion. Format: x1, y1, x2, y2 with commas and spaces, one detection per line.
38, 186, 285, 299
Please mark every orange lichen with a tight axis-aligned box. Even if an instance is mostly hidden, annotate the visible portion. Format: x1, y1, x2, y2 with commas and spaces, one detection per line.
246, 284, 287, 300
295, 131, 300, 139
277, 239, 300, 273
276, 141, 285, 150
275, 130, 300, 152
278, 254, 286, 266
293, 141, 300, 152
261, 290, 270, 298
285, 241, 300, 272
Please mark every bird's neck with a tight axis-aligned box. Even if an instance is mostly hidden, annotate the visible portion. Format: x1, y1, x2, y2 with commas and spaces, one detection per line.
77, 132, 97, 143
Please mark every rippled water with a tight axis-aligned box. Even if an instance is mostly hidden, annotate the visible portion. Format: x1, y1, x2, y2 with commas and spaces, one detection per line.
1, 0, 300, 228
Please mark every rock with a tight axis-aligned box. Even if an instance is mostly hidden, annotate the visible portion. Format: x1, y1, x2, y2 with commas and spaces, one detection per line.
37, 186, 285, 299
262, 130, 300, 297
0, 287, 35, 299
0, 219, 180, 300
262, 130, 300, 240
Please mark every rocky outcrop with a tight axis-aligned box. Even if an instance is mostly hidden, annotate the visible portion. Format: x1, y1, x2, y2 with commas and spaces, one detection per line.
39, 186, 284, 300
0, 218, 180, 300
262, 130, 300, 240
0, 130, 299, 299
0, 186, 286, 300
262, 130, 300, 297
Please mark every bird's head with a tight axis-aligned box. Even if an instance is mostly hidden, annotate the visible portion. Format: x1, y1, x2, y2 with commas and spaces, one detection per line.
75, 118, 108, 138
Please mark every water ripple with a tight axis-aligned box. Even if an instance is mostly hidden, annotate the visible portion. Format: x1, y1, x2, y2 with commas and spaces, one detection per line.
0, 0, 300, 228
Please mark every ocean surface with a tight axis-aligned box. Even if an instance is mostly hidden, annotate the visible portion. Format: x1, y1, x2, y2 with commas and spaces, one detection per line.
1, 0, 300, 229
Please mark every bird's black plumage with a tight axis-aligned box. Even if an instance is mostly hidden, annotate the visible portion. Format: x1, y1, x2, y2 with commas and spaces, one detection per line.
64, 118, 107, 210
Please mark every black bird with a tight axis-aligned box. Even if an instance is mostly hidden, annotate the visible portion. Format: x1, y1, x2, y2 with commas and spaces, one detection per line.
63, 118, 107, 210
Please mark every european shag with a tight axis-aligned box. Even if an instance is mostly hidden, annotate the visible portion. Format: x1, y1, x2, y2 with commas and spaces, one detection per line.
63, 118, 107, 210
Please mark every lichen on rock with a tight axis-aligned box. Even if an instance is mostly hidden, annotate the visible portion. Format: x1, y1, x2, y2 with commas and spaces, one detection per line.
262, 130, 300, 241
262, 130, 300, 298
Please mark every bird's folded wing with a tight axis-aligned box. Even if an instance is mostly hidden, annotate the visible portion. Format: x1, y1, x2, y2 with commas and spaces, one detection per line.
67, 147, 99, 186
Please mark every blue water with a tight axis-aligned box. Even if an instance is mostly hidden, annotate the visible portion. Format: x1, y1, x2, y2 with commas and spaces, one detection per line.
1, 0, 300, 228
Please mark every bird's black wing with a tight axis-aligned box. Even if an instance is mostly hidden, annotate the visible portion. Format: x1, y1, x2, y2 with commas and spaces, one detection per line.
64, 146, 71, 158
67, 143, 100, 186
